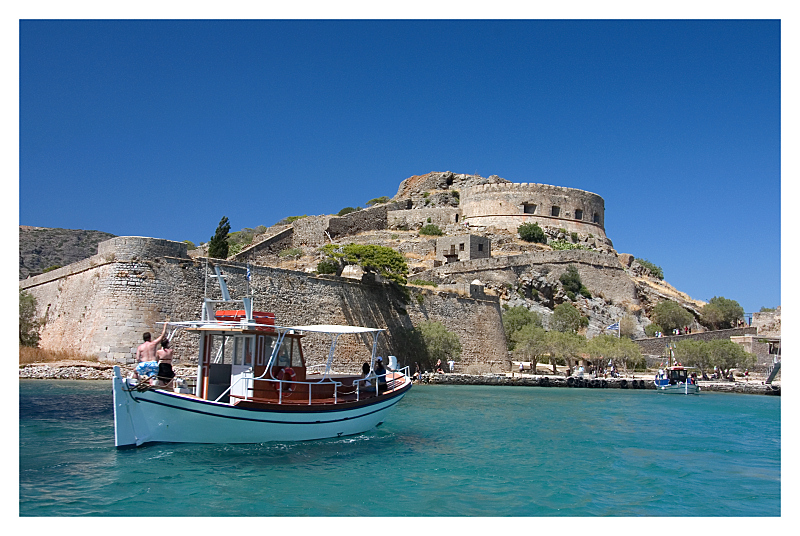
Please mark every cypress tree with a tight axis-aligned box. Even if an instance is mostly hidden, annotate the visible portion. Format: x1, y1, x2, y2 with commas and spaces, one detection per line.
208, 216, 231, 259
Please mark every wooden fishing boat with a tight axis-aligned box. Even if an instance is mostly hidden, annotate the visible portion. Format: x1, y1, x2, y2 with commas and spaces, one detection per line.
112, 266, 412, 448
654, 366, 700, 395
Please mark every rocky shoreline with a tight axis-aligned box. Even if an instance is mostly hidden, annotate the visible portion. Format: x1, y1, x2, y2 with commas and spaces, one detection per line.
417, 372, 781, 395
19, 362, 780, 396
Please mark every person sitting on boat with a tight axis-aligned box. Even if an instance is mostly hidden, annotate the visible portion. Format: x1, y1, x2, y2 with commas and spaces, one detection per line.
134, 322, 167, 380
359, 362, 377, 395
374, 357, 388, 393
155, 338, 175, 389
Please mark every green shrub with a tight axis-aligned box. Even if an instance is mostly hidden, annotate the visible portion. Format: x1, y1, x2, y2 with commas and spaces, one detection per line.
551, 240, 586, 250
320, 243, 408, 286
316, 260, 338, 275
42, 265, 62, 273
183, 240, 197, 250
416, 294, 424, 306
278, 247, 302, 258
337, 207, 360, 216
409, 279, 438, 287
426, 217, 432, 223
419, 224, 444, 236
635, 258, 664, 279
566, 291, 576, 301
644, 323, 663, 337
19, 290, 41, 347
580, 287, 592, 298
518, 222, 547, 243
366, 196, 390, 206
652, 301, 693, 333
558, 228, 567, 234
228, 242, 244, 256
570, 232, 578, 243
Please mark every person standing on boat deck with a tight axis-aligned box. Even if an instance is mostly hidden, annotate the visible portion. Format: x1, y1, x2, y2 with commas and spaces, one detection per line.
374, 357, 388, 393
134, 322, 167, 380
156, 338, 175, 388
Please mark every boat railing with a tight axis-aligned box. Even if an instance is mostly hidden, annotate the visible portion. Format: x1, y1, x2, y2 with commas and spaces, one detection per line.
217, 366, 412, 405
352, 366, 410, 400
243, 376, 347, 405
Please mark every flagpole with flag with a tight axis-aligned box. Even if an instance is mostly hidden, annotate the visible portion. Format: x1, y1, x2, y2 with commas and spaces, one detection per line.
606, 321, 620, 338
246, 263, 251, 298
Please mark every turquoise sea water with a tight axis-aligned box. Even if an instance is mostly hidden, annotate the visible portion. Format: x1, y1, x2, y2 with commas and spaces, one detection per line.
19, 380, 780, 516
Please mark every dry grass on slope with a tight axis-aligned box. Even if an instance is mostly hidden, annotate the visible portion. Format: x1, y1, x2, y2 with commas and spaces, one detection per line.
19, 346, 99, 365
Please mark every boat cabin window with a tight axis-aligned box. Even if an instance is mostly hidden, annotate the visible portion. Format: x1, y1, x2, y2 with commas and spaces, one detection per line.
261, 335, 304, 368
208, 335, 234, 364
233, 336, 255, 366
669, 369, 688, 382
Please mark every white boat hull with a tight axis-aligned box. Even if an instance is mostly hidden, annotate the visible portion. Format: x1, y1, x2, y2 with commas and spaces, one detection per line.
113, 367, 411, 447
654, 382, 700, 395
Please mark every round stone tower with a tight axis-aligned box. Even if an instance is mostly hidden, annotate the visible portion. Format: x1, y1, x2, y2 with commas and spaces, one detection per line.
459, 182, 606, 239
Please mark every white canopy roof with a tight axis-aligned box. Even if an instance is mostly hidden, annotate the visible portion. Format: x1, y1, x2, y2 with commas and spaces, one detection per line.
286, 324, 384, 334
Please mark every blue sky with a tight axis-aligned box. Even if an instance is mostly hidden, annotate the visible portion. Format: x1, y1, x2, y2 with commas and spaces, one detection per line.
18, 19, 781, 314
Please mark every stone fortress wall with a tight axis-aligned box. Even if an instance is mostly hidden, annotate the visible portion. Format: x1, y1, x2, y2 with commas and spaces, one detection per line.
458, 182, 607, 238
21, 236, 508, 371
233, 174, 610, 262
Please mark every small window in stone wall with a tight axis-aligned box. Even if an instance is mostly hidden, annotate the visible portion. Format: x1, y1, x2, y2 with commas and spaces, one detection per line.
551, 206, 560, 217
459, 243, 465, 251
478, 243, 484, 252
575, 209, 583, 220
593, 212, 600, 224
455, 214, 459, 223
523, 203, 537, 214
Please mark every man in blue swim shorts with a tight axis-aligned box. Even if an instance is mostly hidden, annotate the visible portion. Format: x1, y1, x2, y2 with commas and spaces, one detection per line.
134, 322, 168, 380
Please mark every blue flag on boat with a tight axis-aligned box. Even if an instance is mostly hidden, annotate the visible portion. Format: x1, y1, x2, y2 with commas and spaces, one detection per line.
246, 265, 251, 281
606, 322, 620, 331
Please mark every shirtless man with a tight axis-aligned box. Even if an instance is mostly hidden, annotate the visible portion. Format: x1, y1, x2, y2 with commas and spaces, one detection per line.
155, 338, 175, 389
134, 322, 167, 380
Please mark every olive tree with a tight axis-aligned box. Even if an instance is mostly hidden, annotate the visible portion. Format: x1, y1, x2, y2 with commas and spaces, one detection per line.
700, 296, 744, 330
673, 340, 711, 374
19, 290, 41, 347
550, 303, 587, 333
586, 334, 644, 373
651, 300, 693, 334
707, 339, 756, 377
546, 330, 586, 373
510, 324, 549, 369
503, 306, 543, 350
415, 320, 462, 369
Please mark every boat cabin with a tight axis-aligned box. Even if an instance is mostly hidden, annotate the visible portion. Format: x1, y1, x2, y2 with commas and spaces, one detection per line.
184, 309, 395, 406
667, 367, 689, 385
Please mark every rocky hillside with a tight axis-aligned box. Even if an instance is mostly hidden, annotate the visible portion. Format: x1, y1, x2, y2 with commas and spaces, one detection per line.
19, 226, 116, 279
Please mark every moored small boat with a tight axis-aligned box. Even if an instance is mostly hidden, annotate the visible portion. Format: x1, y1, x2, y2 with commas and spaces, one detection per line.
654, 366, 700, 395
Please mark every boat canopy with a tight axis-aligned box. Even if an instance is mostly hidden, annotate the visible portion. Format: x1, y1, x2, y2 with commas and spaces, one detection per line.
287, 324, 384, 334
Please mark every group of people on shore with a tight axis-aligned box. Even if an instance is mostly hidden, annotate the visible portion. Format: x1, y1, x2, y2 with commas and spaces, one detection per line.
413, 359, 455, 380
653, 326, 693, 337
